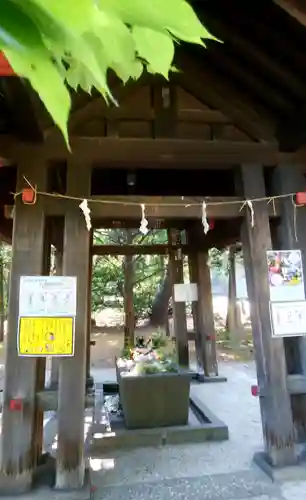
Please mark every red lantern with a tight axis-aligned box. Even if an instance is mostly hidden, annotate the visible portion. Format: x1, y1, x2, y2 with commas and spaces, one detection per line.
295, 192, 306, 206
209, 219, 215, 230
251, 385, 259, 397
0, 52, 15, 76
9, 399, 23, 412
22, 188, 36, 204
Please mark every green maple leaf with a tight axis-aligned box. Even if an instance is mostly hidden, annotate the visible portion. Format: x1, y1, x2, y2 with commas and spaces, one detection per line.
0, 0, 217, 146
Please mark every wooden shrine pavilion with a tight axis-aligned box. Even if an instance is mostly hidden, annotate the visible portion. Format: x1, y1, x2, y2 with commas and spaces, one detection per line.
1, 0, 306, 494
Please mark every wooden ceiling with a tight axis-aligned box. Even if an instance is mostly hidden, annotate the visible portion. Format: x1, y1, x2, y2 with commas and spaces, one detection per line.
1, 0, 306, 152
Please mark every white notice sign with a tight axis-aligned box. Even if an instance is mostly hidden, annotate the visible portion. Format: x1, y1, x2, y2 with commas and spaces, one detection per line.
174, 283, 198, 303
19, 276, 77, 317
270, 300, 306, 337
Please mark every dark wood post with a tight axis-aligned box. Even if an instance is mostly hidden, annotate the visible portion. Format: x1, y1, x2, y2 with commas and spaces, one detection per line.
0, 160, 47, 494
56, 161, 91, 489
273, 161, 306, 441
197, 249, 218, 376
32, 217, 53, 464
240, 163, 295, 467
49, 246, 63, 389
188, 251, 202, 371
123, 229, 135, 347
86, 231, 93, 382
0, 243, 5, 343
226, 245, 244, 343
168, 229, 189, 367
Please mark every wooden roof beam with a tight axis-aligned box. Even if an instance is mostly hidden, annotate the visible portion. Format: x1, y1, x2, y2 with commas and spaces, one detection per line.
202, 2, 306, 85
202, 13, 306, 101
276, 105, 306, 151
0, 78, 44, 143
203, 44, 293, 114
273, 0, 306, 27
39, 136, 281, 164
177, 52, 277, 143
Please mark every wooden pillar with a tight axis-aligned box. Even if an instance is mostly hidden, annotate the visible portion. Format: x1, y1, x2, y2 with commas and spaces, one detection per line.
273, 162, 306, 441
0, 243, 5, 343
33, 218, 53, 462
240, 164, 295, 466
197, 250, 218, 376
49, 246, 63, 389
56, 161, 91, 489
226, 245, 244, 343
188, 251, 203, 371
86, 231, 93, 382
168, 229, 189, 367
123, 230, 135, 347
0, 160, 47, 494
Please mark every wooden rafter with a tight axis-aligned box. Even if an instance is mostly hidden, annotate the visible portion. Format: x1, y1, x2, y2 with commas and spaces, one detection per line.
273, 0, 306, 27
0, 78, 44, 142
202, 11, 306, 101
203, 44, 292, 113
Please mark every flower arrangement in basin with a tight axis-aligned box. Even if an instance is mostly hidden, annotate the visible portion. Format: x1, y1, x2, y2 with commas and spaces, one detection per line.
116, 333, 191, 429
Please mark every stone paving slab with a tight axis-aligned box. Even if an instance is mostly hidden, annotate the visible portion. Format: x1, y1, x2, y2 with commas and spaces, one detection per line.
281, 481, 306, 500
92, 469, 281, 500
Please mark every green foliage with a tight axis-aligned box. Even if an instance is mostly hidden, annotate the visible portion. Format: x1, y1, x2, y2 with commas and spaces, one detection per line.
209, 247, 243, 276
1, 0, 216, 144
151, 331, 167, 349
92, 228, 167, 320
209, 248, 226, 274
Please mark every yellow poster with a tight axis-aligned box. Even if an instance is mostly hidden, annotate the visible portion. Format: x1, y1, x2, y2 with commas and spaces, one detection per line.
18, 316, 75, 357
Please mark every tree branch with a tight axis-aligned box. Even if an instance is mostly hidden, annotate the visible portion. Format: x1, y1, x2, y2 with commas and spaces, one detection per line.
134, 268, 164, 287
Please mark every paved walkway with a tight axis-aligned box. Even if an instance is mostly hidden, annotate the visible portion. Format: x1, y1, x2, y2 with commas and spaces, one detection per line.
2, 361, 304, 499
89, 362, 306, 500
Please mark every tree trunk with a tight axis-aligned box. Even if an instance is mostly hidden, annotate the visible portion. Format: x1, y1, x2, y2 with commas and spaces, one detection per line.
150, 263, 172, 327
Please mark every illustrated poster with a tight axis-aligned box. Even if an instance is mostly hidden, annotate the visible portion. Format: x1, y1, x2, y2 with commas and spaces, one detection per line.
266, 250, 304, 302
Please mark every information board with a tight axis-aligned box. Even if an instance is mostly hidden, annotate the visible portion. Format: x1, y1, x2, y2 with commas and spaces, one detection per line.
174, 283, 198, 302
270, 300, 306, 337
19, 276, 77, 317
18, 316, 75, 357
18, 276, 77, 357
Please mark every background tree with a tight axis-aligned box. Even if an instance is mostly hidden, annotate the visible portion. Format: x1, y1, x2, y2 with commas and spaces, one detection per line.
92, 228, 168, 342
91, 229, 235, 332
